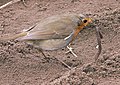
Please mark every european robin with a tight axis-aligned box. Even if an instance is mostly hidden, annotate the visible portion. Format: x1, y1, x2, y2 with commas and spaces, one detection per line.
0, 13, 92, 69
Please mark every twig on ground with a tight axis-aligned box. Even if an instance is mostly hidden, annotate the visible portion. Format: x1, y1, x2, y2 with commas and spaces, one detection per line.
95, 27, 103, 61
0, 0, 27, 9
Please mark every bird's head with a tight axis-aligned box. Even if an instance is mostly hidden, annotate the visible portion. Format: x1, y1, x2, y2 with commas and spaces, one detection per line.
81, 18, 92, 27
77, 14, 92, 28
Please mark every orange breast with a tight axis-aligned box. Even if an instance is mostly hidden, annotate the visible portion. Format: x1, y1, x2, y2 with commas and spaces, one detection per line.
71, 25, 85, 42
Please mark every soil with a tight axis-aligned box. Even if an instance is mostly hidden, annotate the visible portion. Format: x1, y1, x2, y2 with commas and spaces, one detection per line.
0, 0, 120, 85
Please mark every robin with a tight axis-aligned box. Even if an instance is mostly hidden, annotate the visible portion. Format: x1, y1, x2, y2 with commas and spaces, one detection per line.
0, 13, 92, 69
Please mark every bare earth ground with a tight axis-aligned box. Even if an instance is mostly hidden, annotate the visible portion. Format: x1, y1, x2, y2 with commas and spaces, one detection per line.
0, 0, 120, 85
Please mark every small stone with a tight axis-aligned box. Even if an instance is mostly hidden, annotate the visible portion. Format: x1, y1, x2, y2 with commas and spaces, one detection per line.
105, 60, 114, 65
109, 56, 116, 60
83, 64, 97, 74
99, 71, 107, 77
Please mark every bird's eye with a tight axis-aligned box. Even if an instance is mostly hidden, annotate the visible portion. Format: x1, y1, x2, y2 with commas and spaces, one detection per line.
83, 20, 87, 23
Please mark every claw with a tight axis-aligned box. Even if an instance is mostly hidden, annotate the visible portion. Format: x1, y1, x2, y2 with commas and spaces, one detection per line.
66, 46, 77, 57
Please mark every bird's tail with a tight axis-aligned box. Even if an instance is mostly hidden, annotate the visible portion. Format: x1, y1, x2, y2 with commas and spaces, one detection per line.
0, 32, 27, 41
0, 24, 36, 41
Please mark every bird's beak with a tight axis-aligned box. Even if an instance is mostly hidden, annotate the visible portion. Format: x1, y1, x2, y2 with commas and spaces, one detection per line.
88, 18, 92, 23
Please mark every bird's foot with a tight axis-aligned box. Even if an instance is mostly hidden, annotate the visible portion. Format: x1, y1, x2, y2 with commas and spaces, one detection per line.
42, 56, 71, 69
65, 46, 77, 57
54, 57, 71, 69
38, 48, 71, 69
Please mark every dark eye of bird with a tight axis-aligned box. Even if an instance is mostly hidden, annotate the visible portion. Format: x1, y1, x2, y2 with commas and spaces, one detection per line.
83, 20, 87, 23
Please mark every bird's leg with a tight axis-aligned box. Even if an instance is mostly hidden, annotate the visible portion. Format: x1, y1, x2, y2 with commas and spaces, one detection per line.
37, 49, 51, 61
65, 44, 78, 57
38, 49, 71, 69
53, 57, 71, 69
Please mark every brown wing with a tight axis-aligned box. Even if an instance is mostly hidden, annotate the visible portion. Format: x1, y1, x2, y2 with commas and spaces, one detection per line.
18, 14, 79, 41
